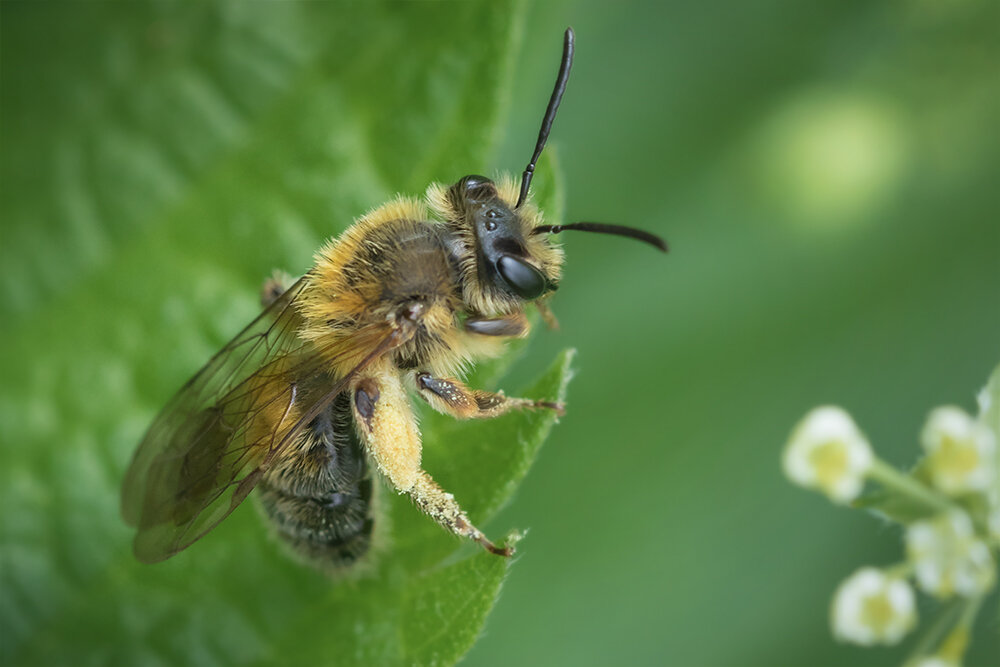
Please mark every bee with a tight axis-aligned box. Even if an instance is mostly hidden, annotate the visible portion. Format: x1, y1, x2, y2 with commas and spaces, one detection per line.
121, 28, 666, 570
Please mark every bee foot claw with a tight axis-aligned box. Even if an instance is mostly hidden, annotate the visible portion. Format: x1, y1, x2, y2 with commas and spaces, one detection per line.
478, 535, 515, 557
534, 401, 566, 416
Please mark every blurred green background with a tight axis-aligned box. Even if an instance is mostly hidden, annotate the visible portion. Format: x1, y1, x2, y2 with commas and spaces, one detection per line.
2, 1, 998, 665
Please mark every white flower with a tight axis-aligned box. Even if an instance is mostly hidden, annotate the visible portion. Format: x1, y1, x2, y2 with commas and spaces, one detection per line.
830, 567, 916, 645
783, 406, 874, 503
921, 406, 997, 495
906, 511, 996, 597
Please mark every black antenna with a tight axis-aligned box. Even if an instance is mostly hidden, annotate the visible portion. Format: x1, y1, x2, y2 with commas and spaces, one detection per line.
532, 222, 669, 252
516, 27, 575, 209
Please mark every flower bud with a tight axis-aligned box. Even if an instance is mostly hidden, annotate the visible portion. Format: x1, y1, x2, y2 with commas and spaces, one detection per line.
783, 406, 873, 503
831, 567, 916, 645
921, 406, 996, 496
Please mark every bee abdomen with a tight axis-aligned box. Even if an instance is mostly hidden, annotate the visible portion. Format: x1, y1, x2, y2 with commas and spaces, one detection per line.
257, 479, 374, 567
257, 393, 376, 571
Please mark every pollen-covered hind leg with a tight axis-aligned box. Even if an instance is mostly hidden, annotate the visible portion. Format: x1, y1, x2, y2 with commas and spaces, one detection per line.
351, 367, 513, 556
410, 471, 512, 556
415, 372, 565, 419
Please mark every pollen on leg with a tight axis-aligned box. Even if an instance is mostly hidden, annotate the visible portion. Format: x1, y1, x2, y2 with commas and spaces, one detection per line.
409, 471, 513, 557
351, 367, 422, 494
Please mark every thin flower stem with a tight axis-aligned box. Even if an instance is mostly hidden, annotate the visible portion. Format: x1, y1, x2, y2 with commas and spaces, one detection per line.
934, 595, 983, 663
955, 593, 983, 633
904, 598, 963, 665
867, 459, 959, 515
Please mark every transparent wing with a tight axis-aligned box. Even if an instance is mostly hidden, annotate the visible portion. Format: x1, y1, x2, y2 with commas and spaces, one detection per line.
121, 277, 396, 563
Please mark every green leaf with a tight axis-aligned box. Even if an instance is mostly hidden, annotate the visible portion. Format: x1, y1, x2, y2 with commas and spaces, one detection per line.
0, 2, 577, 665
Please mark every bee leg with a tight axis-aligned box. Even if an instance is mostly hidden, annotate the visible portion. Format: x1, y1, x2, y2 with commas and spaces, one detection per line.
415, 372, 565, 419
352, 368, 513, 557
411, 471, 513, 556
464, 312, 530, 337
260, 270, 295, 308
535, 300, 559, 330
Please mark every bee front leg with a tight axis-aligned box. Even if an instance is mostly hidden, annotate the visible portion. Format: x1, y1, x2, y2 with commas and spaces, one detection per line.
415, 373, 565, 419
351, 366, 513, 556
464, 312, 530, 337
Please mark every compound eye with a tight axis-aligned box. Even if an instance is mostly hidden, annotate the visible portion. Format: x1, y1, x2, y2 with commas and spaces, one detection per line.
458, 174, 495, 200
461, 174, 489, 189
496, 255, 547, 300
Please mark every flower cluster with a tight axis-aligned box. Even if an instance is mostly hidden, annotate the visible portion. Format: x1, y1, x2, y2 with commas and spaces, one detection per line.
782, 364, 1000, 666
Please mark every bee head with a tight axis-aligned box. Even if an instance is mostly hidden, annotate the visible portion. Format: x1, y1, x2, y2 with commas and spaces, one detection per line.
427, 28, 666, 314
447, 174, 554, 301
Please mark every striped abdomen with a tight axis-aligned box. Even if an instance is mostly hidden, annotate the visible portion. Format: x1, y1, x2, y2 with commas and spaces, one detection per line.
257, 392, 374, 569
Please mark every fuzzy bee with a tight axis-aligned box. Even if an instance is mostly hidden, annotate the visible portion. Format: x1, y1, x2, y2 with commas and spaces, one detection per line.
121, 28, 666, 569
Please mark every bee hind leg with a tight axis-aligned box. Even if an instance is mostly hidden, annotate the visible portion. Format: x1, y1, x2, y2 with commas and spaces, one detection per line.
352, 368, 513, 556
415, 373, 565, 419
411, 471, 513, 556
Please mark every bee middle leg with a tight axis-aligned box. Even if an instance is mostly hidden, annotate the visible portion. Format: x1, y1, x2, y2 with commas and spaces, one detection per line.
260, 270, 295, 308
351, 366, 513, 556
415, 373, 565, 419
